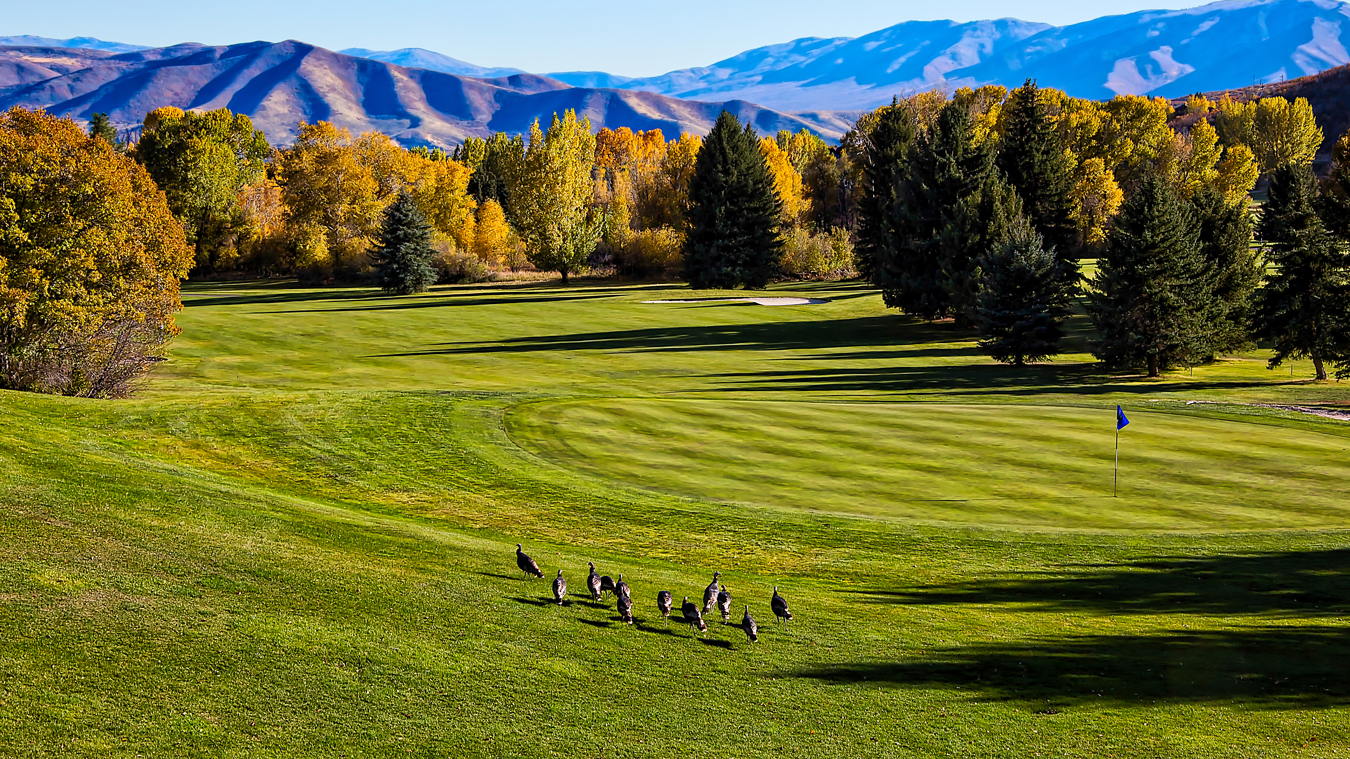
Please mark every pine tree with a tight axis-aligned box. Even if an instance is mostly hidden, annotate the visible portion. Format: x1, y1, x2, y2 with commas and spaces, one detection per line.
1087, 173, 1212, 377
973, 216, 1074, 365
683, 111, 783, 289
883, 100, 996, 320
372, 191, 437, 295
942, 172, 1024, 325
1190, 185, 1260, 356
88, 112, 120, 148
997, 81, 1077, 275
1255, 163, 1350, 380
853, 100, 916, 288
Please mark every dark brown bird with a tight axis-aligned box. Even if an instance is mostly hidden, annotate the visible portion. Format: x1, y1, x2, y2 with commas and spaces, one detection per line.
716, 584, 732, 622
616, 573, 631, 601
599, 574, 616, 597
702, 571, 721, 614
552, 569, 567, 605
657, 590, 673, 622
741, 605, 758, 642
681, 595, 707, 635
515, 544, 543, 578
586, 562, 602, 600
771, 586, 792, 623
617, 590, 633, 624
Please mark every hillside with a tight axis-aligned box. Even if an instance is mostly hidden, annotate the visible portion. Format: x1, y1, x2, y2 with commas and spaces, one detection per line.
0, 40, 854, 146
1191, 61, 1350, 164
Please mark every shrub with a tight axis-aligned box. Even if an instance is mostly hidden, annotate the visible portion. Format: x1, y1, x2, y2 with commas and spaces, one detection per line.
617, 227, 683, 277
431, 242, 491, 284
780, 226, 856, 280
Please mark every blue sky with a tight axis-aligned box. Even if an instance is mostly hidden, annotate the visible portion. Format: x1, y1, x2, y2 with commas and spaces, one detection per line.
10, 0, 1214, 76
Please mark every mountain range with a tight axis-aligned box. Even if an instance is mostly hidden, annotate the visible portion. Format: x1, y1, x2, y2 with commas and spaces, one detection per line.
3, 0, 1350, 146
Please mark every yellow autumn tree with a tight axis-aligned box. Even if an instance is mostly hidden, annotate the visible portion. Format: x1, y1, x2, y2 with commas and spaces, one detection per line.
635, 132, 702, 231
508, 111, 598, 283
277, 122, 382, 273
1214, 95, 1321, 172
472, 199, 511, 266
1068, 157, 1123, 249
0, 107, 193, 396
760, 137, 806, 225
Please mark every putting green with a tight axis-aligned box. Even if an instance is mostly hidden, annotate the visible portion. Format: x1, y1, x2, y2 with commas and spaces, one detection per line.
509, 400, 1350, 531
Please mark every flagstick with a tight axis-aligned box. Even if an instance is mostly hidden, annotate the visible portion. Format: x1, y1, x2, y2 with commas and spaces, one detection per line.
1114, 426, 1120, 498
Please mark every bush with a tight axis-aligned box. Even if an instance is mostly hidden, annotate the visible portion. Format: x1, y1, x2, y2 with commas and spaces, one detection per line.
431, 242, 491, 284
780, 226, 855, 280
617, 227, 683, 277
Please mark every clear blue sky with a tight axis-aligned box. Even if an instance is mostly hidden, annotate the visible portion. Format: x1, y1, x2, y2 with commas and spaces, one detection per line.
9, 0, 1211, 76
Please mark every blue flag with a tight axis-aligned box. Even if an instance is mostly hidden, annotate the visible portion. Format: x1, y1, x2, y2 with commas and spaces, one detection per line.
1117, 405, 1130, 431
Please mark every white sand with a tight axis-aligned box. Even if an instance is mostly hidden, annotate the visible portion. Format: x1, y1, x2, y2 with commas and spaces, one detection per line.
642, 297, 829, 306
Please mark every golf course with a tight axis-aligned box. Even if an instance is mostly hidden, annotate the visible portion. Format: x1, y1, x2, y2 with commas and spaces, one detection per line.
3, 277, 1348, 757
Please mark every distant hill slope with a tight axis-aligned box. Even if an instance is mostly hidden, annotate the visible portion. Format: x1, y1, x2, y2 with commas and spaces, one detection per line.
1189, 61, 1350, 165
0, 35, 147, 53
533, 0, 1350, 109
339, 47, 524, 79
0, 40, 855, 146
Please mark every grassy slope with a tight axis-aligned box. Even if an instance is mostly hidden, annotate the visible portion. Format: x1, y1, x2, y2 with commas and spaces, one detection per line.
2, 279, 1348, 758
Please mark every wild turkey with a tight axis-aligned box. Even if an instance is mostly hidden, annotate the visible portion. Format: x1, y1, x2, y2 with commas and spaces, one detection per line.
702, 571, 721, 614
617, 590, 633, 624
515, 544, 543, 578
741, 605, 758, 642
586, 562, 602, 600
716, 584, 732, 622
771, 586, 793, 623
616, 574, 631, 601
681, 596, 707, 635
599, 574, 616, 598
552, 570, 567, 605
656, 590, 673, 623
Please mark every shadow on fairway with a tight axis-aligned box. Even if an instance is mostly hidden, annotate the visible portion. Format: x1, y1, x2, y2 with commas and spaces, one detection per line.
577, 618, 615, 629
508, 596, 554, 607
635, 622, 681, 637
697, 637, 734, 649
182, 279, 668, 309
785, 625, 1350, 708
850, 549, 1350, 617
477, 572, 528, 582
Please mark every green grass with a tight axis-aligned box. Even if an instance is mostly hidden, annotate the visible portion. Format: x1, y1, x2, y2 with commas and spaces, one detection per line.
2, 278, 1349, 757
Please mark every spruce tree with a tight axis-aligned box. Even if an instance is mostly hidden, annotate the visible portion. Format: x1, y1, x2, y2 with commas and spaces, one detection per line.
941, 172, 1024, 324
88, 112, 119, 148
683, 111, 783, 289
973, 216, 1074, 365
1087, 173, 1212, 377
1190, 185, 1260, 356
883, 100, 996, 320
1255, 163, 1350, 380
854, 100, 916, 289
997, 81, 1077, 277
372, 191, 438, 295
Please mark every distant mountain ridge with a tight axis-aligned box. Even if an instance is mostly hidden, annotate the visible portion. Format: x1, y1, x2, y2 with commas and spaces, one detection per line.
0, 40, 855, 147
0, 35, 148, 53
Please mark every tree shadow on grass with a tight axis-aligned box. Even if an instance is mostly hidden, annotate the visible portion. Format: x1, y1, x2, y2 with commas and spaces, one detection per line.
785, 625, 1350, 708
849, 549, 1350, 618
508, 596, 553, 608
577, 618, 614, 629
697, 637, 735, 649
635, 621, 681, 637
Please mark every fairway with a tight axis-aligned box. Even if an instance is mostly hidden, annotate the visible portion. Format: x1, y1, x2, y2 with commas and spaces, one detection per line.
510, 399, 1350, 529
3, 279, 1349, 758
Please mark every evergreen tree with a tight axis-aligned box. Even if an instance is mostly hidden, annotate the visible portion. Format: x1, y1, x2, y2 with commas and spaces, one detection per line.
973, 216, 1074, 365
997, 81, 1077, 276
88, 112, 120, 148
683, 111, 783, 289
853, 100, 916, 288
941, 172, 1024, 324
1255, 163, 1350, 380
372, 191, 437, 295
1087, 173, 1212, 377
882, 100, 996, 320
1190, 185, 1260, 356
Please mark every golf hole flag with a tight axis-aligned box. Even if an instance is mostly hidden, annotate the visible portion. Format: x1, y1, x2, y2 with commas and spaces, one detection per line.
1114, 405, 1129, 496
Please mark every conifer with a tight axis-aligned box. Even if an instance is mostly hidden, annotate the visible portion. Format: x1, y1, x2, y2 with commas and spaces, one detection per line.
1190, 186, 1260, 356
1255, 163, 1350, 380
854, 101, 916, 288
998, 80, 1078, 275
372, 191, 438, 295
683, 112, 783, 289
973, 216, 1074, 365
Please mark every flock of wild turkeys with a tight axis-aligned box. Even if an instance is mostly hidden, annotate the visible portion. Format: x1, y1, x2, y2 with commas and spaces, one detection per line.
515, 544, 793, 642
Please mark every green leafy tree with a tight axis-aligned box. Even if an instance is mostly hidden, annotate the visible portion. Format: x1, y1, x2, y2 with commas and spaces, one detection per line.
682, 111, 783, 289
1190, 186, 1260, 356
372, 191, 437, 295
88, 112, 119, 147
972, 216, 1074, 365
851, 100, 916, 288
998, 80, 1079, 272
1255, 163, 1350, 380
884, 100, 996, 320
508, 112, 597, 284
132, 107, 269, 270
1087, 173, 1213, 377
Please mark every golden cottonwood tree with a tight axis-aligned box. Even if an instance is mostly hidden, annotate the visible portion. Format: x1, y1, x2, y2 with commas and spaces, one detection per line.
508, 111, 598, 283
760, 137, 807, 225
472, 199, 511, 266
0, 108, 193, 396
277, 122, 382, 273
1214, 96, 1322, 172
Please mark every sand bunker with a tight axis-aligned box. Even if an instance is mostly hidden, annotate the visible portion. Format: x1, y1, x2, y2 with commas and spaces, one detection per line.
642, 297, 829, 306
